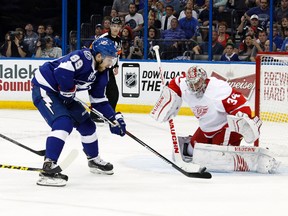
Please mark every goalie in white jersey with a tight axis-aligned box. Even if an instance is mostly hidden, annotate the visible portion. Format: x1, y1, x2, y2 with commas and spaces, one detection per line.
151, 66, 279, 174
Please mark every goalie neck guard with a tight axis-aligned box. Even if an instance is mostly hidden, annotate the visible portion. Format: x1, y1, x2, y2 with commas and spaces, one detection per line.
185, 66, 207, 98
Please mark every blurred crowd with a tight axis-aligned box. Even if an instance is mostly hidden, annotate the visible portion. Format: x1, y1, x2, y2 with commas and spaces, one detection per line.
1, 0, 287, 62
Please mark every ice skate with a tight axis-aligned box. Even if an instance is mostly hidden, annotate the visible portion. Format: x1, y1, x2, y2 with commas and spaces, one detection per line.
37, 159, 68, 187
88, 155, 114, 175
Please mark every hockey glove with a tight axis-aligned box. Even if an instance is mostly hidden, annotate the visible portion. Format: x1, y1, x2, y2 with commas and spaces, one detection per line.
109, 112, 126, 137
59, 86, 76, 105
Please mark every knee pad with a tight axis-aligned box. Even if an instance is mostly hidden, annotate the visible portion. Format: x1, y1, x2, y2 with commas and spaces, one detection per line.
52, 116, 73, 134
76, 118, 96, 135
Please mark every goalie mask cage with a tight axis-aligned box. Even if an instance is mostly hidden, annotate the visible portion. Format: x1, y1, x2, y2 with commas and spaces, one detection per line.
255, 52, 288, 153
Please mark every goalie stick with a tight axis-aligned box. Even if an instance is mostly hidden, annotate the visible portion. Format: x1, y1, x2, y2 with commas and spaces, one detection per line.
75, 97, 212, 179
0, 149, 78, 173
0, 133, 45, 156
152, 45, 199, 170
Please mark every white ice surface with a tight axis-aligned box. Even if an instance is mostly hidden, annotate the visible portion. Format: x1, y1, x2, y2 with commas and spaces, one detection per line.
0, 110, 287, 216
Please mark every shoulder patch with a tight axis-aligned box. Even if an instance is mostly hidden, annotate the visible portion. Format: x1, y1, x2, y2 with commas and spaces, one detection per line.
83, 50, 92, 60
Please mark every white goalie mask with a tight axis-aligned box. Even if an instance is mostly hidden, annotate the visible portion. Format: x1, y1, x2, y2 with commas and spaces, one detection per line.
185, 66, 208, 97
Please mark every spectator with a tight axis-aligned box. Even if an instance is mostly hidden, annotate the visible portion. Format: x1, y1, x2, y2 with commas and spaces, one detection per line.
280, 16, 288, 38
37, 25, 46, 39
160, 0, 181, 16
198, 0, 220, 41
138, 0, 153, 16
35, 36, 62, 58
102, 16, 111, 34
237, 14, 264, 40
160, 18, 186, 59
23, 23, 38, 55
264, 39, 277, 52
238, 34, 255, 58
161, 5, 177, 30
147, 15, 157, 29
134, 0, 145, 11
121, 39, 132, 59
110, 9, 119, 18
250, 30, 268, 61
45, 25, 61, 47
125, 3, 144, 36
148, 26, 160, 59
217, 21, 230, 47
225, 36, 238, 54
226, 0, 248, 19
275, 0, 288, 24
127, 36, 144, 59
178, 8, 200, 40
120, 25, 134, 42
155, 1, 166, 22
178, 0, 198, 20
220, 43, 241, 61
213, 0, 228, 13
2, 28, 31, 57
194, 0, 206, 10
0, 32, 10, 57
244, 0, 270, 29
280, 27, 288, 51
83, 24, 103, 48
112, 0, 133, 17
193, 30, 224, 55
267, 23, 283, 51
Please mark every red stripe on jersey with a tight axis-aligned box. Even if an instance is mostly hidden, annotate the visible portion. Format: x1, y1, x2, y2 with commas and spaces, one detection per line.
222, 88, 252, 117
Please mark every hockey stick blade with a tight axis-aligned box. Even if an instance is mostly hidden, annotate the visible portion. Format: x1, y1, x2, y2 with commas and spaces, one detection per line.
0, 133, 45, 156
172, 165, 212, 179
0, 149, 78, 173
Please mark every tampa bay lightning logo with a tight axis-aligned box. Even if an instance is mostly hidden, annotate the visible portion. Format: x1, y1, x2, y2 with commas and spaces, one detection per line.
83, 51, 92, 60
125, 72, 137, 88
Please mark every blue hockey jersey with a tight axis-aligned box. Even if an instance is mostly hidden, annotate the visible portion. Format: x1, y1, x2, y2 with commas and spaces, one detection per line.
32, 48, 115, 119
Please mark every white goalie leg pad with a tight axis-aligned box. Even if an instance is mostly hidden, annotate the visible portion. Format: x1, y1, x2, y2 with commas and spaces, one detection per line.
227, 112, 262, 143
150, 86, 182, 123
192, 143, 280, 174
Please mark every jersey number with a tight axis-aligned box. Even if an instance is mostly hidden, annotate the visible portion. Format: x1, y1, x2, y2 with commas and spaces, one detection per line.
70, 54, 83, 70
226, 93, 240, 105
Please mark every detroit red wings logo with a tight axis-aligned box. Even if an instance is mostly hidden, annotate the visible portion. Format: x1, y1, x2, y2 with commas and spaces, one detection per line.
192, 106, 208, 118
233, 154, 250, 172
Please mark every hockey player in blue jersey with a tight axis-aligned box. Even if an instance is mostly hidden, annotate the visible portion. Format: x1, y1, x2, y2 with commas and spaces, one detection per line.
31, 37, 126, 187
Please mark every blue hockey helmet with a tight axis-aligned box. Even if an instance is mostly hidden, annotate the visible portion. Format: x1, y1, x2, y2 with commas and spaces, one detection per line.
91, 37, 117, 58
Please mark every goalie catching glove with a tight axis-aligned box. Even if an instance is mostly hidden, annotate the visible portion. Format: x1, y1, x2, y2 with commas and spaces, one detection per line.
150, 86, 182, 122
227, 111, 262, 143
109, 112, 126, 137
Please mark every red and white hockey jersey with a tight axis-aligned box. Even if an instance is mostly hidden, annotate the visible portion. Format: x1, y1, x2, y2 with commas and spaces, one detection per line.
169, 76, 251, 135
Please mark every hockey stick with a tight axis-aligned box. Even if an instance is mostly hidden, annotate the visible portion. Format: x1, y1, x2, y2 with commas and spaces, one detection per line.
0, 149, 78, 173
75, 97, 211, 179
0, 133, 45, 156
152, 45, 196, 168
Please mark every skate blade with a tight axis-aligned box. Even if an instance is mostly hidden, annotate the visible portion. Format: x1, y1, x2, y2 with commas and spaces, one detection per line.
89, 167, 114, 175
36, 177, 67, 187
